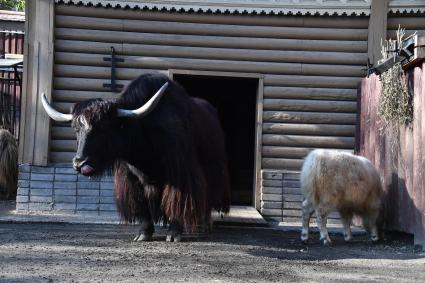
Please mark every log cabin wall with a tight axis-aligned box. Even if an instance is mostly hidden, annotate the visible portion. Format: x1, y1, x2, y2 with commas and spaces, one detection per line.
48, 3, 368, 221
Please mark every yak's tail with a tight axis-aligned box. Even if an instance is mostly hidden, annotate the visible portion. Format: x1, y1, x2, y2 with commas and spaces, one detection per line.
0, 130, 18, 200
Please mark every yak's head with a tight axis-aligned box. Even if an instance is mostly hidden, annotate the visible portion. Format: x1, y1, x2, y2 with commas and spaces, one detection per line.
40, 82, 169, 176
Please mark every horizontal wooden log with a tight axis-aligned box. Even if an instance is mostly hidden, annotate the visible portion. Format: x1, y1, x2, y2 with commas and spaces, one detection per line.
54, 77, 131, 92
51, 140, 76, 152
262, 123, 355, 136
53, 89, 118, 102
263, 86, 357, 100
55, 15, 368, 40
52, 102, 73, 114
261, 202, 283, 210
387, 17, 425, 29
282, 187, 302, 195
262, 146, 353, 159
387, 29, 419, 39
264, 75, 361, 89
55, 39, 367, 65
55, 28, 367, 53
262, 134, 355, 148
263, 111, 357, 124
55, 5, 368, 28
50, 151, 74, 163
55, 52, 365, 77
283, 202, 301, 209
51, 126, 74, 140
263, 99, 357, 112
262, 158, 303, 170
283, 194, 303, 202
54, 64, 163, 80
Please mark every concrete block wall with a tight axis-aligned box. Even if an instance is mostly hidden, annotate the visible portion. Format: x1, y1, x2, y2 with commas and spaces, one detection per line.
16, 164, 117, 218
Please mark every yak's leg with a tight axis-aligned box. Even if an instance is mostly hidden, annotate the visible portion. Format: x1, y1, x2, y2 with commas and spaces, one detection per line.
301, 199, 314, 244
166, 220, 183, 243
340, 211, 353, 242
203, 212, 213, 233
363, 210, 379, 243
316, 210, 331, 246
134, 197, 154, 242
135, 217, 154, 242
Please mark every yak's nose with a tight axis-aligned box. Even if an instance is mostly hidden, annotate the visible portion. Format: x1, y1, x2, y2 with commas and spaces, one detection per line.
72, 156, 84, 171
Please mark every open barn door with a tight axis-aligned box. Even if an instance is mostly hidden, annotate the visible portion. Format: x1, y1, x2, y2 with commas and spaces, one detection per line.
169, 70, 262, 210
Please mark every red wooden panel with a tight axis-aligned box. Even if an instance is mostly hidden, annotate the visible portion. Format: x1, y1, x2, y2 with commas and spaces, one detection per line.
358, 63, 425, 248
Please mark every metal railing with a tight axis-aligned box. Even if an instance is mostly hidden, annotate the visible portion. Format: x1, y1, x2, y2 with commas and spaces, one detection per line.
0, 31, 24, 140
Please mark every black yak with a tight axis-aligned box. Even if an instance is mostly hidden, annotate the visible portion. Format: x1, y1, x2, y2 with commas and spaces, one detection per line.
0, 129, 18, 200
41, 73, 231, 241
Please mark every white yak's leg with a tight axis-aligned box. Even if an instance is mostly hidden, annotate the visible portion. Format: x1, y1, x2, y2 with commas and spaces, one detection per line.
301, 199, 314, 244
340, 211, 353, 242
316, 210, 331, 246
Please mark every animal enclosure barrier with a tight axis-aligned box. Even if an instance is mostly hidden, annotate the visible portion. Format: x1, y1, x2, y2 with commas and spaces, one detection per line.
357, 62, 425, 249
0, 31, 24, 140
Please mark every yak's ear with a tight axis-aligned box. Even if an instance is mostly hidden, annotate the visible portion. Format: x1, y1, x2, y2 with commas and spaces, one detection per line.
116, 82, 169, 119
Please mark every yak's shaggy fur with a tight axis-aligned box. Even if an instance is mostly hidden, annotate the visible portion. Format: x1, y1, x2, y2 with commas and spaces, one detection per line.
300, 149, 383, 245
70, 73, 230, 238
0, 129, 18, 200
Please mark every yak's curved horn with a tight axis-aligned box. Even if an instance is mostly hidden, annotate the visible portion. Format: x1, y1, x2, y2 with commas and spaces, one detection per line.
40, 93, 73, 122
117, 82, 169, 118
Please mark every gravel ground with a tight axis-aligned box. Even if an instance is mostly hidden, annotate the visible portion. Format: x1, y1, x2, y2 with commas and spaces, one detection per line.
0, 223, 424, 283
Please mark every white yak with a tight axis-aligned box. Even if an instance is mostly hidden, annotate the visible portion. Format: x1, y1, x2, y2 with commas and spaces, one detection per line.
300, 149, 383, 245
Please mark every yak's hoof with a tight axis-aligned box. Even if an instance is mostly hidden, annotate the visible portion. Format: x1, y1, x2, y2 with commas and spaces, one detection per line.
321, 238, 332, 246
344, 235, 353, 243
301, 232, 309, 244
371, 235, 379, 244
166, 234, 182, 242
134, 234, 153, 242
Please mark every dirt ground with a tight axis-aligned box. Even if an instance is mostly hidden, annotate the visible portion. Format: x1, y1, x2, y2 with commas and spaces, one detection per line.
0, 223, 424, 283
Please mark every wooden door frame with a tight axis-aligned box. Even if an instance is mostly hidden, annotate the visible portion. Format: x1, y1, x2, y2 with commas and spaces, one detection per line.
168, 69, 264, 210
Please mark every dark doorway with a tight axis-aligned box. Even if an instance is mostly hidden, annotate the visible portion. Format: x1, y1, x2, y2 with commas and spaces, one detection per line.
173, 74, 258, 206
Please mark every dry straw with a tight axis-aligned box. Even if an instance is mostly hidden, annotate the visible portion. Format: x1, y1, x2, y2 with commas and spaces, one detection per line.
378, 26, 413, 128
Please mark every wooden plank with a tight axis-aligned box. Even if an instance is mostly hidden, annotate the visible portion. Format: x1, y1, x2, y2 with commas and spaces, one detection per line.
263, 123, 355, 136
54, 31, 367, 53
262, 158, 303, 170
51, 139, 76, 152
283, 202, 301, 209
255, 78, 264, 210
53, 90, 117, 102
51, 126, 74, 139
54, 39, 367, 65
54, 77, 131, 92
55, 5, 368, 29
263, 111, 357, 124
50, 151, 74, 163
367, 0, 388, 65
54, 64, 164, 80
387, 17, 425, 29
19, 0, 55, 165
262, 146, 353, 159
283, 194, 303, 202
19, 1, 37, 163
263, 99, 357, 112
54, 52, 365, 77
264, 75, 361, 89
262, 134, 354, 148
55, 15, 368, 40
264, 86, 357, 100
